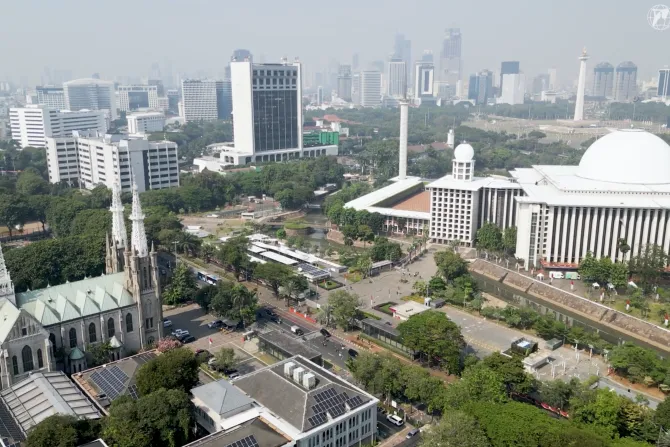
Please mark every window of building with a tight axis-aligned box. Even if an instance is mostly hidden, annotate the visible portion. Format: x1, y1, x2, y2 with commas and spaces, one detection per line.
69, 328, 77, 348
22, 346, 33, 372
89, 322, 97, 343
126, 313, 134, 332
107, 318, 115, 338
12, 356, 18, 375
21, 327, 27, 336
37, 349, 44, 368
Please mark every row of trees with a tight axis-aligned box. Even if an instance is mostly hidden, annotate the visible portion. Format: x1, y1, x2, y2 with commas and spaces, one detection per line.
475, 223, 517, 256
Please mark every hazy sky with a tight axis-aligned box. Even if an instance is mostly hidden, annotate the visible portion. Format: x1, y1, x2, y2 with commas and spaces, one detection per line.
2, 0, 666, 85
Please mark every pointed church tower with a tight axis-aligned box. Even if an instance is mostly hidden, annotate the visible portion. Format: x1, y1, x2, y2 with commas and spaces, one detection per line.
126, 182, 162, 347
106, 181, 127, 273
0, 242, 16, 306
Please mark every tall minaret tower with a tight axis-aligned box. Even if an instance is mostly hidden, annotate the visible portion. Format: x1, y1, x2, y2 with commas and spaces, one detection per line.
125, 183, 162, 347
574, 47, 589, 121
106, 181, 127, 273
398, 99, 409, 180
0, 243, 16, 306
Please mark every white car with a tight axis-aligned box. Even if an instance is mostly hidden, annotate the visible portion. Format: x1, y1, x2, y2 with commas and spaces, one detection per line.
386, 414, 404, 426
163, 319, 173, 328
172, 329, 189, 337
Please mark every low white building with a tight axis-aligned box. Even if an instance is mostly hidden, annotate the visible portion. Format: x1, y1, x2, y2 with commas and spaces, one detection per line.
127, 112, 166, 134
46, 131, 179, 192
10, 105, 108, 148
116, 85, 159, 112
390, 302, 430, 321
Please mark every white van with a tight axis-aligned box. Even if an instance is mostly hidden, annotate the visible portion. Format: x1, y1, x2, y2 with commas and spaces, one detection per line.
549, 271, 564, 279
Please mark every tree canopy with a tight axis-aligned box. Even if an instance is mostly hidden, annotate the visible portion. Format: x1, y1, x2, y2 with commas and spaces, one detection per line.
135, 347, 199, 396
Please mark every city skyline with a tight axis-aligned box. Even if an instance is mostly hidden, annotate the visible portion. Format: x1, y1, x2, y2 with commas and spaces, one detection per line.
1, 0, 666, 86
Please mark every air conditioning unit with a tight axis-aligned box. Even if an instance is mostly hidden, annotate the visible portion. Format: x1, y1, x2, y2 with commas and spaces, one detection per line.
303, 373, 316, 389
284, 362, 296, 378
293, 367, 305, 384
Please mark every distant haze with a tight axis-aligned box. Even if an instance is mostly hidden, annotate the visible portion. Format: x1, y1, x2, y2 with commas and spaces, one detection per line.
2, 0, 665, 85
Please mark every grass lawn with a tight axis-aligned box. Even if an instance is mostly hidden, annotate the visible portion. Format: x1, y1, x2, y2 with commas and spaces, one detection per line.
359, 310, 381, 320
611, 298, 668, 326
402, 294, 424, 304
376, 302, 397, 316
284, 220, 310, 230
318, 279, 343, 290
344, 272, 363, 283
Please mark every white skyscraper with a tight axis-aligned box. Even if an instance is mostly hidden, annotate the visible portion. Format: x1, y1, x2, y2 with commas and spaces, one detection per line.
36, 87, 66, 110
387, 59, 407, 98
63, 78, 117, 120
498, 73, 526, 105
414, 61, 435, 105
10, 105, 108, 148
360, 71, 382, 107
180, 79, 218, 122
574, 48, 589, 121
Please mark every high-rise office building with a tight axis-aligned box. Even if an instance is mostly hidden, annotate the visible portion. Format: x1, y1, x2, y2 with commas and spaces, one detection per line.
467, 70, 493, 105
216, 80, 232, 120
226, 49, 253, 78
414, 61, 436, 106
592, 62, 614, 98
658, 68, 670, 100
337, 65, 352, 101
615, 61, 638, 102
10, 104, 108, 148
500, 61, 520, 93
180, 79, 218, 122
360, 71, 382, 107
317, 86, 324, 105
498, 73, 526, 105
352, 53, 360, 71
147, 79, 165, 96
421, 50, 434, 63
393, 34, 412, 87
352, 72, 361, 105
548, 67, 558, 90
117, 85, 159, 112
36, 87, 66, 110
387, 58, 407, 98
63, 78, 117, 120
439, 28, 462, 86
532, 74, 550, 94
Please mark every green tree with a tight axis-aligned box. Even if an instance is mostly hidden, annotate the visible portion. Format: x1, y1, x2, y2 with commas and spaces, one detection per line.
253, 262, 294, 297
135, 347, 199, 396
201, 244, 215, 263
27, 195, 51, 231
618, 238, 631, 263
163, 263, 199, 305
212, 347, 237, 371
610, 262, 630, 289
210, 282, 258, 326
276, 228, 287, 239
397, 310, 464, 373
569, 388, 625, 439
102, 388, 194, 447
443, 363, 507, 409
421, 410, 491, 447
281, 274, 309, 307
502, 226, 517, 255
193, 284, 217, 311
629, 244, 668, 294
216, 236, 250, 280
26, 414, 101, 447
428, 276, 447, 292
434, 250, 469, 282
655, 396, 670, 430
0, 194, 29, 236
539, 378, 581, 410
88, 342, 113, 367
476, 222, 503, 251
482, 352, 535, 394
16, 170, 50, 196
413, 280, 428, 296
329, 290, 361, 330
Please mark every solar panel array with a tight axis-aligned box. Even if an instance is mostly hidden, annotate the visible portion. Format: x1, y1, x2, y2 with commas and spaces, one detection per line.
134, 353, 157, 365
0, 399, 24, 444
89, 366, 129, 400
346, 395, 365, 410
297, 263, 330, 278
223, 435, 259, 447
309, 387, 353, 428
127, 384, 139, 400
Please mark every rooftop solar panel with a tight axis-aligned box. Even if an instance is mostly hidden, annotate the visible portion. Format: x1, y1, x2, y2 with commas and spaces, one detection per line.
223, 435, 259, 447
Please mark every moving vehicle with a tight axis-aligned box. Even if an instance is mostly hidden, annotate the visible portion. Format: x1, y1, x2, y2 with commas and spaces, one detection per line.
386, 415, 404, 426
291, 326, 304, 336
172, 329, 189, 337
196, 271, 220, 285
565, 272, 580, 280
348, 349, 359, 358
406, 428, 420, 438
320, 328, 331, 337
163, 319, 173, 328
208, 320, 224, 329
549, 271, 564, 279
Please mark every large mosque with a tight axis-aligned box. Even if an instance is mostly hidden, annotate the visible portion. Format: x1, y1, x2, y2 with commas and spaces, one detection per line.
346, 123, 670, 270
0, 183, 163, 390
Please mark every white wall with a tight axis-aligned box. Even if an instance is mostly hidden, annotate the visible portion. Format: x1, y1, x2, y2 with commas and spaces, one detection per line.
230, 62, 255, 153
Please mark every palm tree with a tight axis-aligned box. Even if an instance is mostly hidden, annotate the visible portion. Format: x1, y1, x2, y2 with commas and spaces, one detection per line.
178, 232, 201, 257
201, 244, 215, 263
617, 238, 630, 263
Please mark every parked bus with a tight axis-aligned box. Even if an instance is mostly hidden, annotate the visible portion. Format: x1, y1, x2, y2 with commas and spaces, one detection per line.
205, 274, 220, 285
196, 271, 208, 281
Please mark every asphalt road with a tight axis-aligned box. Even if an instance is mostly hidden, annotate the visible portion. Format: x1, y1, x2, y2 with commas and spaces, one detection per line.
395, 435, 421, 447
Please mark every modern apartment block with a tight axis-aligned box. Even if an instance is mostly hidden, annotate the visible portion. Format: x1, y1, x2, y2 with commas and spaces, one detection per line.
45, 131, 179, 192
387, 58, 407, 98
116, 85, 159, 112
36, 87, 66, 110
127, 112, 166, 134
181, 79, 218, 122
10, 104, 108, 148
215, 79, 232, 120
337, 65, 352, 101
63, 78, 117, 120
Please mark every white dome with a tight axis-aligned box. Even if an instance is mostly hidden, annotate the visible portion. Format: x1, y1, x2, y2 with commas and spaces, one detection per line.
577, 129, 670, 185
454, 143, 474, 161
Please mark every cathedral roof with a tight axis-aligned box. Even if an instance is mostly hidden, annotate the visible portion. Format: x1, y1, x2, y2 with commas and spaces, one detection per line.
16, 273, 135, 326
0, 298, 21, 343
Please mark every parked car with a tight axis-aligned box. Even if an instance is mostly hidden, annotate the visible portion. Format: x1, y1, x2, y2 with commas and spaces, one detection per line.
172, 329, 188, 337
163, 319, 173, 328
228, 372, 240, 379
291, 326, 304, 336
195, 349, 212, 359
320, 328, 331, 337
386, 415, 404, 426
181, 335, 196, 344
348, 349, 359, 358
406, 428, 420, 438
208, 320, 224, 329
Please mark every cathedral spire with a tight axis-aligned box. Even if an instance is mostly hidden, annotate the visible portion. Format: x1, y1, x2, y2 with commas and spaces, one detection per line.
110, 181, 128, 250
130, 182, 148, 257
0, 242, 16, 305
